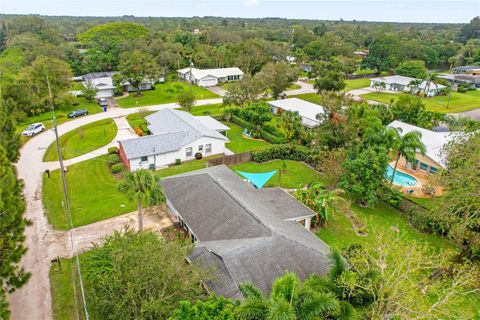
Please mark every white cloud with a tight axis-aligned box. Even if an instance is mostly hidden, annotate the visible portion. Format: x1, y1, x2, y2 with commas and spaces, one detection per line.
244, 0, 259, 7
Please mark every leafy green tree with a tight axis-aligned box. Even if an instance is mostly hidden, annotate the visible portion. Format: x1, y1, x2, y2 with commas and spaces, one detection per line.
118, 169, 165, 231
257, 61, 298, 99
386, 127, 426, 188
170, 295, 237, 320
395, 59, 427, 79
362, 34, 403, 71
222, 75, 266, 107
0, 99, 21, 162
458, 16, 480, 42
114, 50, 160, 97
391, 95, 444, 129
78, 22, 149, 51
177, 89, 196, 112
312, 59, 346, 92
81, 81, 97, 101
278, 110, 303, 142
83, 229, 203, 320
339, 146, 389, 206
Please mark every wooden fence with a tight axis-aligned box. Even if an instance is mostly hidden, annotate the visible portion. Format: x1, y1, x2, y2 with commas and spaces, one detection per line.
207, 152, 252, 167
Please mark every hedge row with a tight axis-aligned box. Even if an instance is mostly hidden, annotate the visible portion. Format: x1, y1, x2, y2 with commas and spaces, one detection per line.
251, 144, 316, 165
230, 115, 286, 145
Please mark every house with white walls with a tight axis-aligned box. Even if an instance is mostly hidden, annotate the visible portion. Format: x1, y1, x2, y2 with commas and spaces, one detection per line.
177, 67, 244, 87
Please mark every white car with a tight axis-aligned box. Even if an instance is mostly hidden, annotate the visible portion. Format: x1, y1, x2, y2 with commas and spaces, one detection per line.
22, 123, 46, 137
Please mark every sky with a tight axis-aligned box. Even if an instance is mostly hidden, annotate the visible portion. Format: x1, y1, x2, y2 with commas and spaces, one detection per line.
0, 0, 478, 23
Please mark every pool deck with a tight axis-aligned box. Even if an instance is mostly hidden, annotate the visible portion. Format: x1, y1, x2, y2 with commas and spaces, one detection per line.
389, 161, 444, 198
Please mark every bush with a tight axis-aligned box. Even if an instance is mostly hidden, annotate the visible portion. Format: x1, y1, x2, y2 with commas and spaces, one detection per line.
378, 185, 403, 209
251, 144, 315, 164
175, 159, 182, 166
260, 129, 286, 144
108, 146, 119, 154
195, 152, 203, 160
107, 154, 120, 166
230, 115, 256, 131
111, 163, 125, 173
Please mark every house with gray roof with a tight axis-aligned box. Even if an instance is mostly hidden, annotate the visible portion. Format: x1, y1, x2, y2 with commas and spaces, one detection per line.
370, 75, 446, 97
119, 109, 229, 171
161, 165, 331, 298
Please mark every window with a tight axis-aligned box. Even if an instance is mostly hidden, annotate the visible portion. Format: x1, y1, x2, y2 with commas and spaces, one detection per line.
419, 162, 428, 172
140, 156, 148, 162
186, 147, 193, 157
205, 144, 212, 154
198, 145, 203, 152
430, 166, 438, 174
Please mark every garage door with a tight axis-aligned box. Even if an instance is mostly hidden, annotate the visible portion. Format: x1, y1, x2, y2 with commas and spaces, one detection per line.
200, 79, 218, 87
96, 89, 114, 98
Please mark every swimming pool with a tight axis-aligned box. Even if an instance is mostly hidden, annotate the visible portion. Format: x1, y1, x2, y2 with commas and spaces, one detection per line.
385, 165, 418, 187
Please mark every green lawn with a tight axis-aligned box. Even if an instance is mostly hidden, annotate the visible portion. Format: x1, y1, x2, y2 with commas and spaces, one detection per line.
155, 154, 223, 179
231, 160, 325, 189
344, 78, 371, 91
352, 69, 376, 76
289, 93, 323, 105
50, 259, 79, 320
115, 82, 219, 108
17, 97, 102, 144
43, 155, 136, 230
225, 123, 271, 153
317, 202, 456, 252
287, 83, 301, 90
125, 111, 154, 131
362, 91, 480, 113
72, 81, 84, 91
43, 119, 117, 161
184, 103, 226, 116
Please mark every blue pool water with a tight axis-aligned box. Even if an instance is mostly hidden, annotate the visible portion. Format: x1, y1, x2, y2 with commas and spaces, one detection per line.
385, 165, 418, 187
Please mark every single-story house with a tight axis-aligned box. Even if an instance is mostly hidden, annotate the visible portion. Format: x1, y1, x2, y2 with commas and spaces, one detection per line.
119, 109, 229, 171
452, 65, 480, 75
82, 72, 161, 98
437, 73, 480, 88
268, 98, 326, 128
387, 120, 457, 174
177, 67, 244, 87
370, 75, 446, 97
161, 165, 331, 298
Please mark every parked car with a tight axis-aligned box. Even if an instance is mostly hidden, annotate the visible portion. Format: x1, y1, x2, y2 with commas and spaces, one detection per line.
97, 98, 108, 107
67, 109, 89, 118
22, 123, 45, 136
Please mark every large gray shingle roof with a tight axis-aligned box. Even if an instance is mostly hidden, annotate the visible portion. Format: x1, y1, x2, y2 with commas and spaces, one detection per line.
162, 165, 331, 298
121, 109, 227, 160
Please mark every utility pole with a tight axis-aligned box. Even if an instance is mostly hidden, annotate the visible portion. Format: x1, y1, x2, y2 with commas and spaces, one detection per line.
46, 73, 90, 320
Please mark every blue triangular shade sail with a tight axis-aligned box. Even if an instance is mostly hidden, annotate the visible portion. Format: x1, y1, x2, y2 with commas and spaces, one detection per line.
236, 170, 278, 189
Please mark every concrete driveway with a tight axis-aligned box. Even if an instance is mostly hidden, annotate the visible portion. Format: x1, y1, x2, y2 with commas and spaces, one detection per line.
284, 80, 316, 96
8, 97, 221, 320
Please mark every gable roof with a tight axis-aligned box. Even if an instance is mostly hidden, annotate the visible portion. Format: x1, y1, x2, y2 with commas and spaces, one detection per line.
120, 109, 227, 160
162, 165, 330, 298
371, 75, 446, 90
387, 120, 456, 168
177, 67, 244, 80
268, 98, 325, 127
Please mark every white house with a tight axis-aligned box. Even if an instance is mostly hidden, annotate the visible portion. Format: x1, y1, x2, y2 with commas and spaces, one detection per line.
177, 67, 244, 87
268, 98, 326, 128
370, 75, 446, 97
119, 109, 229, 171
82, 72, 158, 99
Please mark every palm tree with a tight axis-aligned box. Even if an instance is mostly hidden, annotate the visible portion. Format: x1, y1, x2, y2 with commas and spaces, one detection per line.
423, 72, 438, 97
408, 79, 422, 95
278, 110, 303, 142
118, 169, 165, 231
388, 128, 426, 188
235, 253, 356, 320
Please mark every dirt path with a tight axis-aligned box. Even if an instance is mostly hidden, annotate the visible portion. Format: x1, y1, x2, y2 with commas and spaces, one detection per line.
8, 98, 220, 320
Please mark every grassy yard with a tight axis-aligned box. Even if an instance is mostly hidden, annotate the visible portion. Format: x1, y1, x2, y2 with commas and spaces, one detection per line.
72, 81, 84, 91
317, 202, 456, 252
115, 82, 219, 108
50, 259, 79, 320
289, 93, 323, 105
125, 111, 154, 131
43, 119, 117, 161
225, 123, 271, 153
43, 155, 136, 230
344, 78, 371, 91
362, 90, 480, 113
231, 160, 325, 189
185, 103, 226, 116
17, 97, 102, 144
155, 154, 223, 179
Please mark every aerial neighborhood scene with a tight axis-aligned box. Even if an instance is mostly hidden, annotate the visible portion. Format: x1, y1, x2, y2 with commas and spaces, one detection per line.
1, 0, 480, 319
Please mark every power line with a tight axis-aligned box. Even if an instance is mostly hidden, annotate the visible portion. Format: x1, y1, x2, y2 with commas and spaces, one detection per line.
46, 73, 90, 320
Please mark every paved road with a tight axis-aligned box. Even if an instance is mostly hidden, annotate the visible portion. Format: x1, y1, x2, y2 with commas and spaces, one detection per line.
8, 98, 221, 320
455, 108, 480, 121
285, 80, 316, 96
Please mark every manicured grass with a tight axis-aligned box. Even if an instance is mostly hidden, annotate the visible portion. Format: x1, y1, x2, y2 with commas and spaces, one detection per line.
317, 202, 457, 252
289, 93, 323, 105
43, 119, 117, 161
186, 103, 226, 116
155, 154, 223, 179
17, 97, 103, 144
287, 83, 301, 90
362, 91, 480, 113
126, 111, 154, 131
231, 160, 325, 189
50, 259, 79, 320
43, 155, 136, 230
352, 69, 376, 76
115, 82, 219, 108
344, 78, 371, 91
225, 123, 271, 153
71, 81, 84, 91
404, 194, 437, 210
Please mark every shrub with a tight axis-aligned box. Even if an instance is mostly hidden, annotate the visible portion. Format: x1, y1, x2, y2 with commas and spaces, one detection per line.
251, 144, 315, 164
111, 163, 125, 173
230, 115, 256, 131
108, 146, 119, 154
260, 129, 286, 144
175, 159, 182, 166
195, 152, 203, 160
107, 154, 120, 166
134, 127, 144, 136
378, 185, 403, 209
